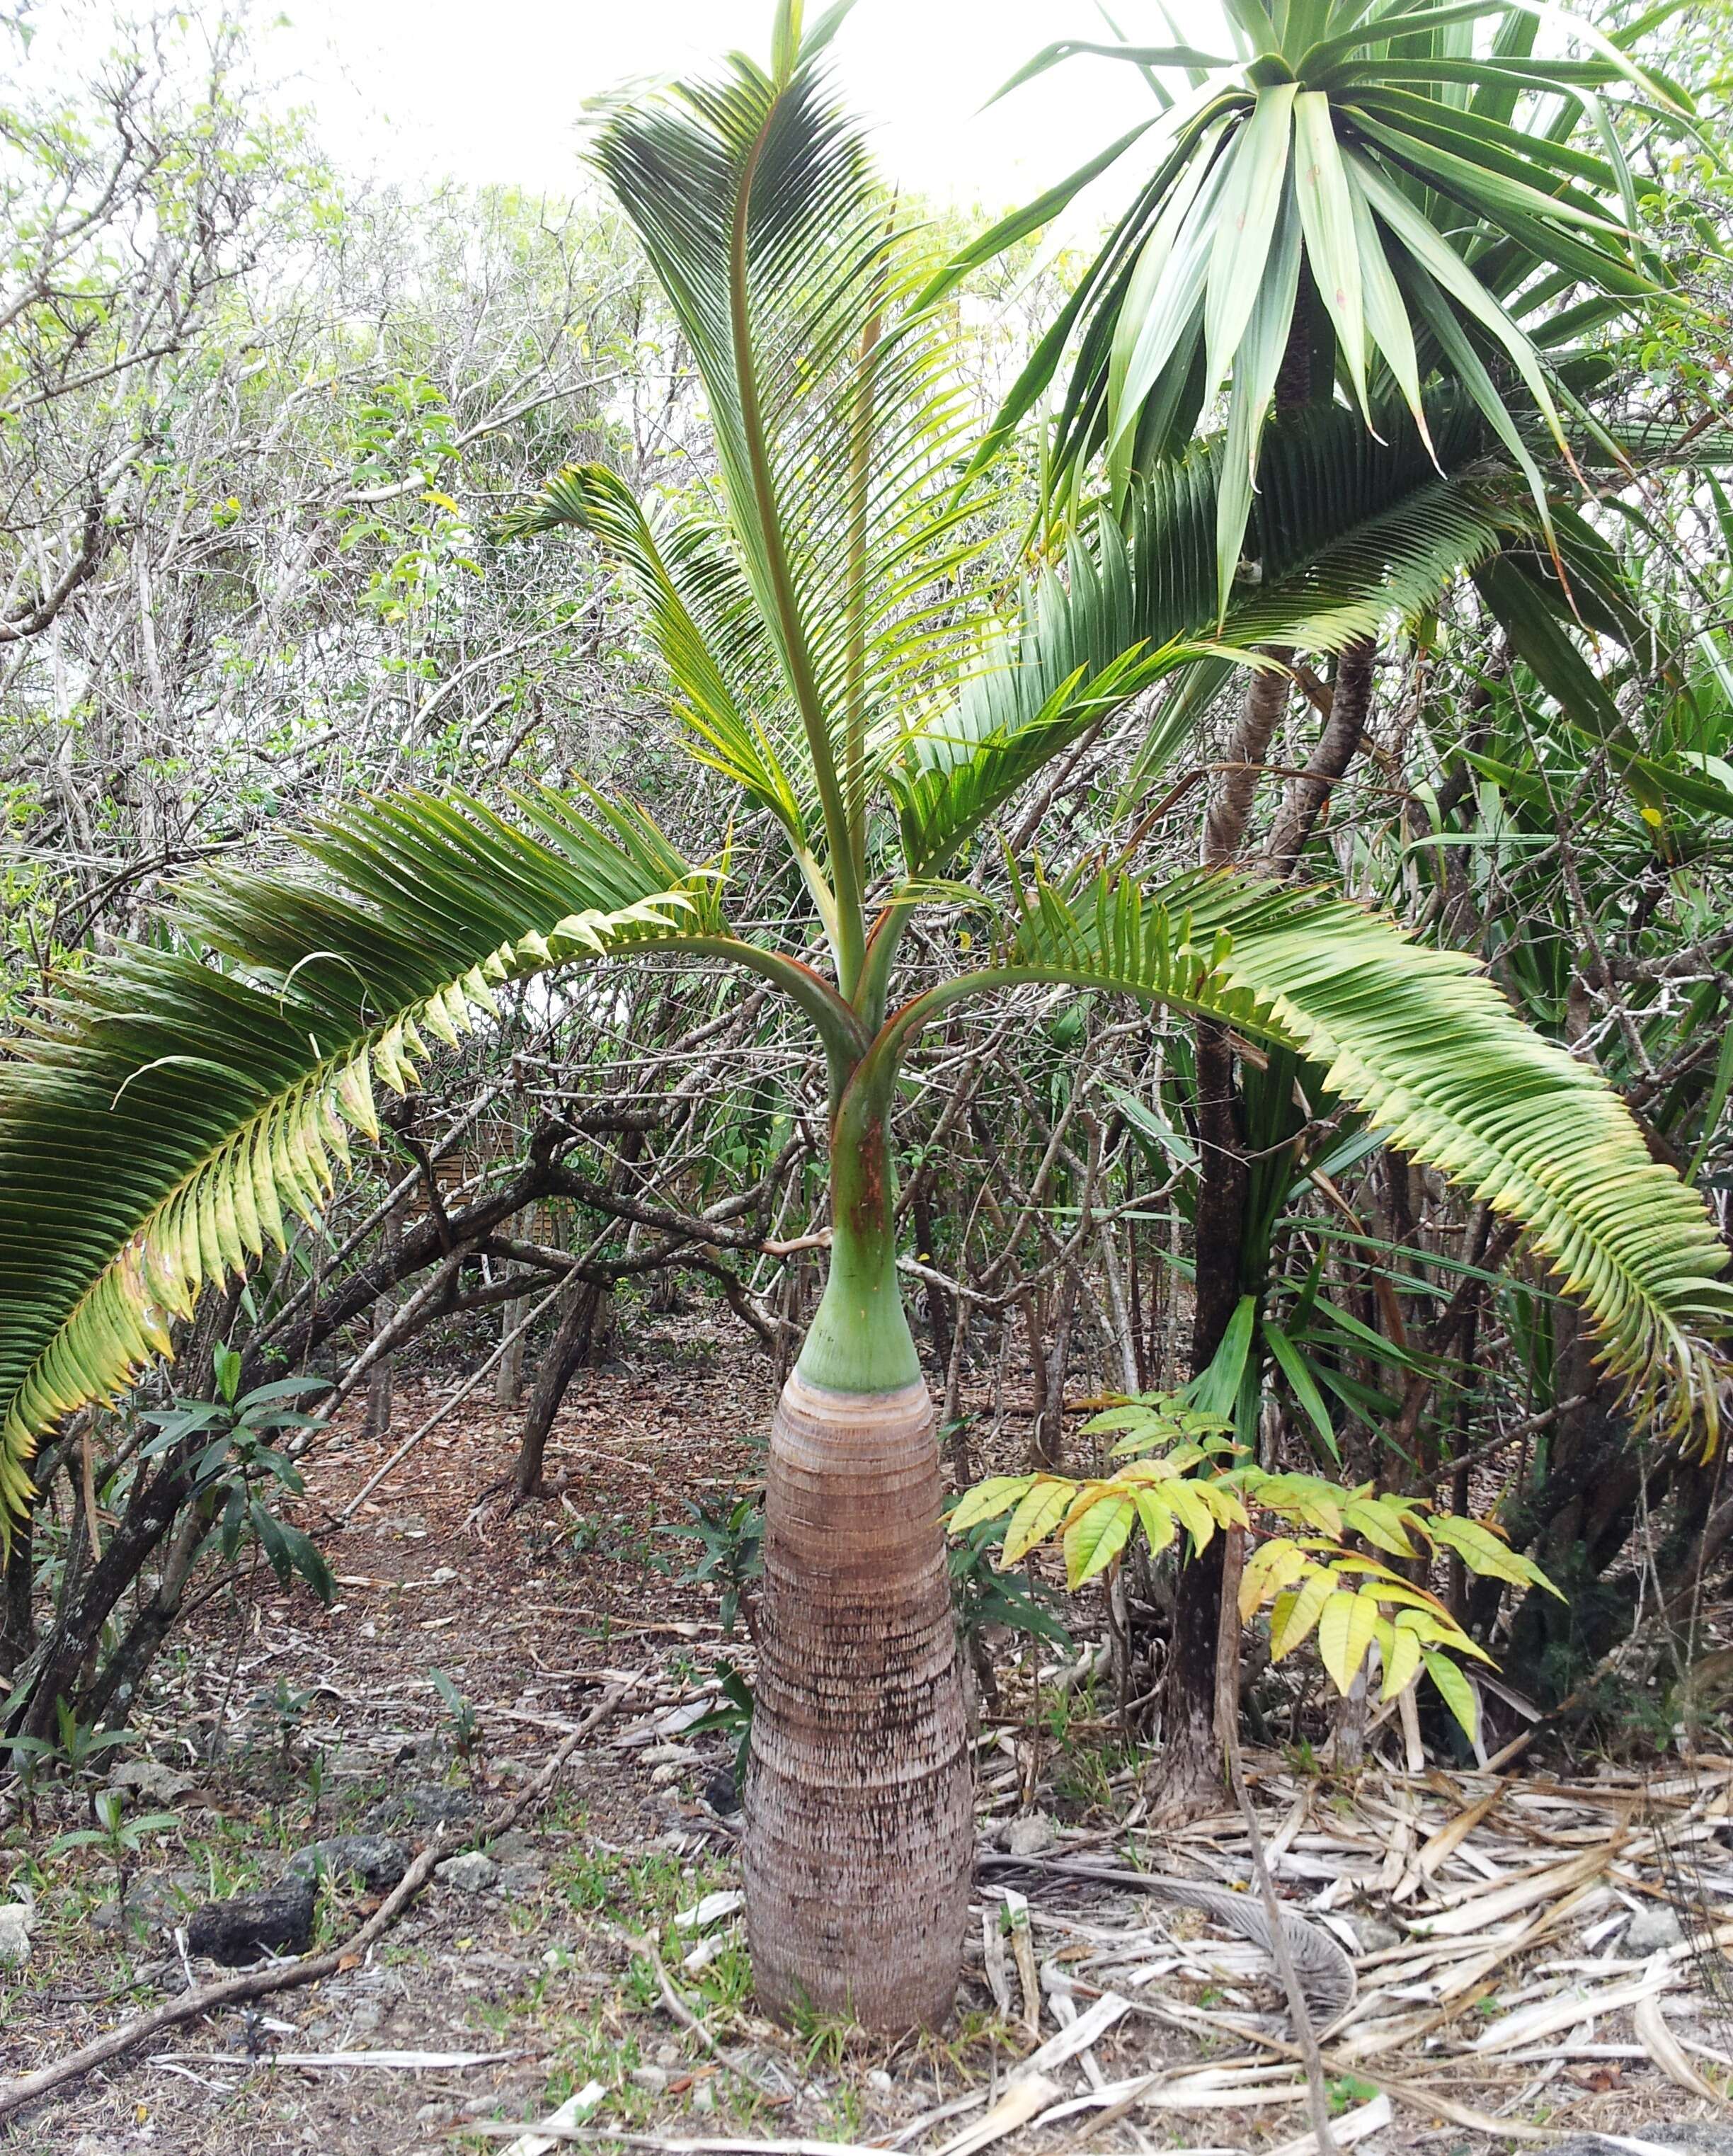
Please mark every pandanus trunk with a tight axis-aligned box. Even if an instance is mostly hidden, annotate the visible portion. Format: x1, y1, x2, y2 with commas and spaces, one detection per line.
744, 1110, 973, 2031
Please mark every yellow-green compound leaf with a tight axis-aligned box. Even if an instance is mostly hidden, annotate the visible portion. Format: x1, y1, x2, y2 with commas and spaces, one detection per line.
1340, 1495, 1417, 1557
1271, 1565, 1336, 1660
1381, 1620, 1424, 1701
1423, 1650, 1480, 1743
1196, 1479, 1250, 1530
1002, 1478, 1075, 1566
1065, 1490, 1137, 1587
1317, 1586, 1381, 1694
1163, 1476, 1218, 1554
950, 1476, 1036, 1534
1252, 1471, 1343, 1539
1240, 1535, 1308, 1619
1430, 1515, 1563, 1597
1133, 1485, 1177, 1554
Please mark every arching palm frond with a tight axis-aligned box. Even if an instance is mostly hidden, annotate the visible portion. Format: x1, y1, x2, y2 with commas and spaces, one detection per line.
502, 465, 816, 851
0, 790, 724, 1508
941, 868, 1732, 1435
890, 399, 1528, 876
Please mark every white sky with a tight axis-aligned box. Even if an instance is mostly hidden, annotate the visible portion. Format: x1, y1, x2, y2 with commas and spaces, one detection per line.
259, 1, 1194, 212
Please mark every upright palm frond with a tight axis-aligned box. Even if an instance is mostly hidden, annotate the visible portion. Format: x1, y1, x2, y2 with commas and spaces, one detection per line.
966, 867, 1732, 1435
586, 6, 988, 959
0, 791, 723, 1507
503, 466, 816, 852
890, 398, 1528, 874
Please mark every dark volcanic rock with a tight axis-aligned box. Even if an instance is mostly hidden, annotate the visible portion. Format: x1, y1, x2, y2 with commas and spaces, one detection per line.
286, 1835, 410, 1893
186, 1877, 315, 1964
361, 1780, 476, 1832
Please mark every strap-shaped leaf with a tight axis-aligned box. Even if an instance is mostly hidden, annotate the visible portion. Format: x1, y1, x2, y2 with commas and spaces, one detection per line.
0, 789, 722, 1514
959, 7, 1673, 583
888, 394, 1528, 874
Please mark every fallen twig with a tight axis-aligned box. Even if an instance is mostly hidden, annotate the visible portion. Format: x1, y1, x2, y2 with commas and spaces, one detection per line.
0, 1675, 639, 2128
458, 2131, 889, 2154
149, 2046, 523, 2072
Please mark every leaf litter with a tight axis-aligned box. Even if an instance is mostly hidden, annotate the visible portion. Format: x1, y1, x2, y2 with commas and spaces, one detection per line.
4, 1330, 1733, 2153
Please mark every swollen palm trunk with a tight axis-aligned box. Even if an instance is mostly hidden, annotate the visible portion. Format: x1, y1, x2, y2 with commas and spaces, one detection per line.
744, 1367, 973, 2031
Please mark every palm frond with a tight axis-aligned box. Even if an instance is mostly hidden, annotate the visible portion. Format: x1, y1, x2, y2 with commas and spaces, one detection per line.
889, 397, 1528, 874
502, 465, 813, 846
588, 21, 990, 917
0, 791, 721, 1513
990, 867, 1732, 1434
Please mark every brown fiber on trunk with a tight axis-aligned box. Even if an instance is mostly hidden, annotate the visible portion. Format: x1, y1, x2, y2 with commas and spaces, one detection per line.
744, 1371, 973, 2032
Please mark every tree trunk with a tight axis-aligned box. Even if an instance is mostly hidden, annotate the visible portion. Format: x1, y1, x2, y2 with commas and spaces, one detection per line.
1265, 637, 1375, 875
746, 1371, 971, 2029
365, 1197, 403, 1442
514, 1138, 644, 1496
495, 1209, 533, 1406
1157, 1020, 1246, 1802
1155, 632, 1279, 1803
910, 1177, 954, 1378
743, 1106, 971, 2032
513, 1272, 607, 1500
0, 1503, 34, 1683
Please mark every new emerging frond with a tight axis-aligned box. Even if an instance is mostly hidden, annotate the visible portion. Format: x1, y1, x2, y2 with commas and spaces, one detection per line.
586, 17, 993, 962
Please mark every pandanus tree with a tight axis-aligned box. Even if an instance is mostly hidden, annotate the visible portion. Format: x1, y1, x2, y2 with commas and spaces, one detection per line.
944, 0, 1682, 558
1, 3, 1729, 2033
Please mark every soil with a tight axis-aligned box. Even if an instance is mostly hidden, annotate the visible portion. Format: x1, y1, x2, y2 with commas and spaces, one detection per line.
1, 1315, 1725, 2155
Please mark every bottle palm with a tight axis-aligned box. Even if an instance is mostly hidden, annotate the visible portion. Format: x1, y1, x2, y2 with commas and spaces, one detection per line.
0, 2, 1726, 2029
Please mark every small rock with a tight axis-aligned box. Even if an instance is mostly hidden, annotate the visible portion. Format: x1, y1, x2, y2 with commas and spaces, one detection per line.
362, 1781, 476, 1831
0, 1905, 32, 1968
186, 1878, 316, 1965
1624, 1903, 1685, 1954
641, 1743, 703, 1767
488, 1829, 538, 1864
435, 1852, 500, 1894
286, 1835, 410, 1893
653, 2041, 680, 2067
866, 2069, 893, 2093
496, 1862, 544, 1898
631, 2065, 669, 2094
105, 1761, 195, 1806
1005, 1812, 1058, 1858
703, 1764, 740, 1816
1348, 1914, 1402, 1954
692, 2081, 716, 2113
